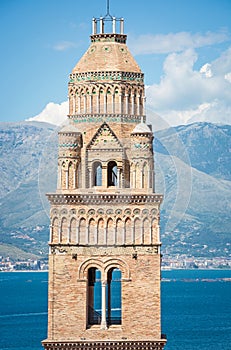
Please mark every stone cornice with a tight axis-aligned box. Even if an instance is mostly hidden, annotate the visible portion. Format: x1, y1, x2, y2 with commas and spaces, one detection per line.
46, 193, 163, 205
69, 71, 144, 83
69, 114, 146, 124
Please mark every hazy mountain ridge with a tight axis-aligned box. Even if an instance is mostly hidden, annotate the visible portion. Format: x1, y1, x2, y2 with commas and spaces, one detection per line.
155, 122, 231, 181
0, 121, 230, 260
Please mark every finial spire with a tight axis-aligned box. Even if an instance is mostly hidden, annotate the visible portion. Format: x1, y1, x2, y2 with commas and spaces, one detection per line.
106, 0, 110, 16
104, 0, 112, 19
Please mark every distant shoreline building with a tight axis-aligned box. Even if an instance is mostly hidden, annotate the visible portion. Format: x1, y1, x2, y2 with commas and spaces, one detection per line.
42, 5, 166, 350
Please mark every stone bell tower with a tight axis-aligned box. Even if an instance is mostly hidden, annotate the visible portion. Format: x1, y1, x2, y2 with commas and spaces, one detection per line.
42, 5, 166, 350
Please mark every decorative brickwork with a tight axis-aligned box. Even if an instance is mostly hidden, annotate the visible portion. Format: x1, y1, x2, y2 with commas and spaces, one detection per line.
43, 7, 166, 350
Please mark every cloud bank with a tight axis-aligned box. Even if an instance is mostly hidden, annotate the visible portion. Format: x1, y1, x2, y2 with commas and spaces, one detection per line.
27, 101, 68, 125
146, 47, 231, 127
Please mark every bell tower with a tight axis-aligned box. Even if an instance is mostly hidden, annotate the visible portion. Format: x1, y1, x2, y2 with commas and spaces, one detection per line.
42, 4, 166, 350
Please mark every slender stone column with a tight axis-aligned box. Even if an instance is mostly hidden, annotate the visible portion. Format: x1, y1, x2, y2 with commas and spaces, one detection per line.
97, 94, 100, 113
131, 94, 135, 115
73, 168, 77, 189
78, 96, 81, 114
67, 226, 71, 244
57, 166, 62, 189
72, 95, 76, 114
104, 94, 107, 114
137, 95, 140, 115
102, 165, 107, 187
76, 226, 79, 244
89, 94, 92, 113
101, 280, 107, 329
89, 168, 92, 187
84, 95, 87, 114
119, 93, 122, 114
65, 170, 68, 189
49, 224, 52, 243
112, 93, 115, 114
58, 227, 61, 244
100, 17, 104, 34
125, 94, 128, 114
117, 168, 120, 188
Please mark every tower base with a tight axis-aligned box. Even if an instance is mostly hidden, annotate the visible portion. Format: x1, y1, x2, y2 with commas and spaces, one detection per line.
42, 340, 167, 350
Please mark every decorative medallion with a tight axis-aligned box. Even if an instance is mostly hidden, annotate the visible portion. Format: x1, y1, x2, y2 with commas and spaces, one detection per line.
78, 208, 86, 215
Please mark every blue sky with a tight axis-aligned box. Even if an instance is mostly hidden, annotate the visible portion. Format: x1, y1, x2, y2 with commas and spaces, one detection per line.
0, 0, 231, 126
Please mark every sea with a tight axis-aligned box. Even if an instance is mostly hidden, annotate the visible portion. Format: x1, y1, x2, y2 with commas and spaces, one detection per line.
0, 269, 231, 350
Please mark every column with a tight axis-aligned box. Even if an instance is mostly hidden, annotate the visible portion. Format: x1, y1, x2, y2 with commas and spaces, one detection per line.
101, 280, 107, 329
104, 93, 107, 114
57, 166, 62, 189
120, 18, 124, 34
100, 17, 104, 34
71, 95, 75, 114
76, 226, 79, 244
58, 227, 61, 244
49, 224, 52, 243
67, 226, 71, 244
73, 167, 77, 189
133, 170, 136, 189
117, 168, 120, 188
131, 94, 135, 115
84, 95, 87, 114
102, 165, 107, 187
78, 96, 81, 114
125, 94, 128, 114
97, 94, 100, 113
112, 93, 115, 114
89, 168, 92, 187
92, 18, 97, 35
119, 93, 123, 114
137, 95, 140, 115
89, 94, 92, 113
65, 170, 68, 190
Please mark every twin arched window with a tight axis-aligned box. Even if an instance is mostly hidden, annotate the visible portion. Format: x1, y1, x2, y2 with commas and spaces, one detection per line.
92, 161, 117, 187
87, 267, 121, 327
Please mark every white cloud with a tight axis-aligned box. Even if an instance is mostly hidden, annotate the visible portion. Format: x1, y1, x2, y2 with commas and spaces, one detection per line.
130, 31, 230, 55
53, 41, 77, 51
27, 101, 68, 125
200, 63, 213, 78
225, 72, 231, 83
146, 47, 231, 126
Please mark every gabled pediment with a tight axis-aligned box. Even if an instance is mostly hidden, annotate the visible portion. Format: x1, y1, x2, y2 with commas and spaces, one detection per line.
87, 123, 123, 150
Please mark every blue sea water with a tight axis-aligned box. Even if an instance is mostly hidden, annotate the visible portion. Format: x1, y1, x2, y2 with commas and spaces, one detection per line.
0, 269, 230, 350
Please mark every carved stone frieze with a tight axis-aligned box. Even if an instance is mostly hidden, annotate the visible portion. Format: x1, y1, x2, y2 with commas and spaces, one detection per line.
50, 244, 160, 256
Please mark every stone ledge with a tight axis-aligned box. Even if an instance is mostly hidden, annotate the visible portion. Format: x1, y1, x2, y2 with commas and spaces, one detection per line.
47, 193, 163, 205
42, 340, 167, 350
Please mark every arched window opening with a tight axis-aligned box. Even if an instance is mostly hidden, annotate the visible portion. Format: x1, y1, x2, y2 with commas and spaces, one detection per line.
107, 161, 117, 186
93, 162, 102, 186
107, 268, 121, 325
88, 268, 102, 326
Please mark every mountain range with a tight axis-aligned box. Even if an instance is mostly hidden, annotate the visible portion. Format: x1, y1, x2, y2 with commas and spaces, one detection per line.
0, 120, 230, 261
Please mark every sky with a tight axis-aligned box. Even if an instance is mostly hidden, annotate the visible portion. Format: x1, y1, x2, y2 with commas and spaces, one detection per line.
0, 0, 231, 127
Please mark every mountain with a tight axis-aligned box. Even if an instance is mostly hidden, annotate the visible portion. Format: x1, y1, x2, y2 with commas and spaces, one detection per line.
0, 121, 230, 260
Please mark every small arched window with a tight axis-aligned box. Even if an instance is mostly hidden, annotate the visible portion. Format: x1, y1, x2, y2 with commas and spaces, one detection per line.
107, 161, 117, 186
93, 162, 102, 186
